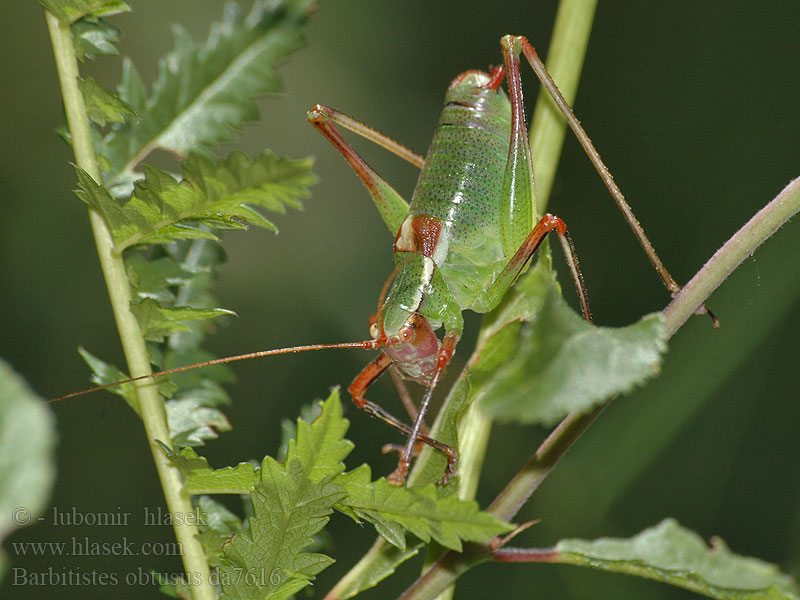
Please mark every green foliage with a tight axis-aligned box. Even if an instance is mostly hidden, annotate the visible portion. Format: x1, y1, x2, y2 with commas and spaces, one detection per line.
456, 252, 667, 426
479, 288, 667, 425
555, 519, 800, 599
72, 18, 120, 61
100, 0, 315, 186
335, 465, 513, 552
78, 75, 135, 126
73, 151, 315, 252
0, 359, 55, 556
163, 392, 511, 598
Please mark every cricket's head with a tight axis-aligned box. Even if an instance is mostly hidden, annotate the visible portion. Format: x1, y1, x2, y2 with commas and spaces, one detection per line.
370, 308, 440, 385
369, 256, 442, 385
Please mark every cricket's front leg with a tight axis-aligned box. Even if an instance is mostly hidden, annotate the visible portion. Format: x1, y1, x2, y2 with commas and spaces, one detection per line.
387, 331, 460, 487
349, 351, 458, 486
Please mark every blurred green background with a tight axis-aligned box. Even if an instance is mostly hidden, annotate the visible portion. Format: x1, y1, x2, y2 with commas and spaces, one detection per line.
1, 1, 799, 598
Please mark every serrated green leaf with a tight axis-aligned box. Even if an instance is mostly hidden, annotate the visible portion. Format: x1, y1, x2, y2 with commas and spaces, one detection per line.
334, 465, 513, 552
478, 281, 668, 425
196, 495, 243, 567
72, 164, 129, 228
166, 393, 231, 447
126, 254, 188, 303
277, 402, 323, 462
289, 389, 353, 483
101, 0, 314, 180
84, 152, 314, 250
219, 453, 344, 599
72, 17, 120, 61
78, 76, 136, 127
39, 0, 130, 23
0, 358, 55, 547
163, 444, 258, 494
77, 346, 184, 409
130, 297, 234, 342
555, 519, 800, 599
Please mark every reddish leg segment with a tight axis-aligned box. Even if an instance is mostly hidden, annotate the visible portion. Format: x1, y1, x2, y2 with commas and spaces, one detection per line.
386, 331, 460, 486
348, 352, 458, 485
307, 104, 414, 235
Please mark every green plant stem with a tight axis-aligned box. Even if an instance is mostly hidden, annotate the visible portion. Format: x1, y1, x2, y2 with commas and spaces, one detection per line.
663, 175, 800, 336
44, 12, 214, 600
530, 0, 598, 213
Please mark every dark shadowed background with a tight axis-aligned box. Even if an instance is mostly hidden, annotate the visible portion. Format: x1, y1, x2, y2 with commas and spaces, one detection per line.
2, 1, 799, 598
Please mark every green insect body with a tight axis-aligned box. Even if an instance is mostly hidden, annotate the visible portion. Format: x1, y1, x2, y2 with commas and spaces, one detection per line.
308, 35, 594, 485
380, 72, 526, 375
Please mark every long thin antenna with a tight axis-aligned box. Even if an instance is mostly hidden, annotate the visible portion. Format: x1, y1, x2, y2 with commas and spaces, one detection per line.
50, 340, 379, 402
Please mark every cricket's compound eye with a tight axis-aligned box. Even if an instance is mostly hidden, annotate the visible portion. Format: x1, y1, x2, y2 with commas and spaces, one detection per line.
398, 322, 416, 343
369, 323, 380, 339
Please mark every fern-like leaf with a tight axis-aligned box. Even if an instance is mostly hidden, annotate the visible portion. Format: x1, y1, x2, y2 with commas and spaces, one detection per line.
101, 0, 314, 183
335, 465, 513, 552
74, 151, 314, 251
218, 392, 349, 599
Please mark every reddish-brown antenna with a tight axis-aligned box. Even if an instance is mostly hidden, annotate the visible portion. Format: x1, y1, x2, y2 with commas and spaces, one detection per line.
50, 340, 379, 403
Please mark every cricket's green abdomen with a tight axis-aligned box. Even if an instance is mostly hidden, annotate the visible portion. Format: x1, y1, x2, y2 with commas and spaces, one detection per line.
406, 74, 515, 312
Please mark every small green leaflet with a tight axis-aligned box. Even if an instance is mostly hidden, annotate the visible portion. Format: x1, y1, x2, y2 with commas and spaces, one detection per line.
39, 0, 130, 23
72, 18, 121, 61
77, 347, 172, 415
73, 151, 314, 252
130, 298, 234, 343
478, 278, 667, 425
78, 349, 232, 447
554, 519, 800, 599
335, 465, 513, 553
101, 0, 314, 181
165, 393, 232, 447
161, 445, 258, 495
125, 254, 192, 303
78, 76, 136, 127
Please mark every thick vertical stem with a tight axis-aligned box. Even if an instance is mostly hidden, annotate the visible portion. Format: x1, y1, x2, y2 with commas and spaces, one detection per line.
45, 11, 214, 600
529, 0, 598, 212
